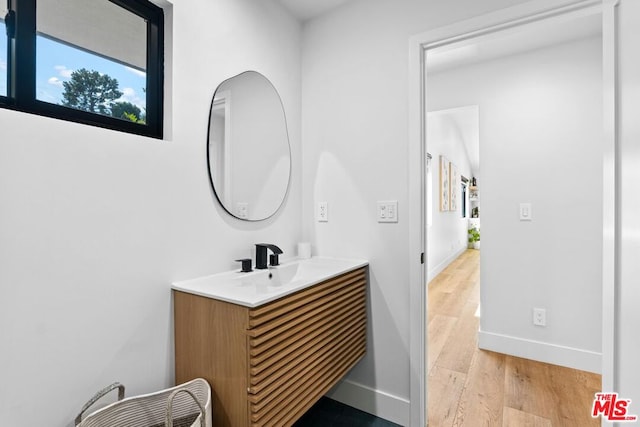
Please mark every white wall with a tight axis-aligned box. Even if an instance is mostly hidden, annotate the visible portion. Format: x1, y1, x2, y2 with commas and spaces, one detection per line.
6, 1, 640, 425
428, 36, 603, 372
618, 0, 640, 408
0, 1, 302, 425
300, 0, 534, 423
301, 0, 640, 421
426, 109, 474, 281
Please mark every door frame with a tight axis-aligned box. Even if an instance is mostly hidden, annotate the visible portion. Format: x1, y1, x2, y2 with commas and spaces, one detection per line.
407, 0, 619, 425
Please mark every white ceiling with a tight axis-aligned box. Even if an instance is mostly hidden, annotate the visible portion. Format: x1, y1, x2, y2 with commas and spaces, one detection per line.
428, 106, 480, 177
276, 0, 353, 21
427, 11, 602, 74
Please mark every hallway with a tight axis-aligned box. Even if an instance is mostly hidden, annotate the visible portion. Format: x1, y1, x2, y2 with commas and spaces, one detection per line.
427, 250, 601, 426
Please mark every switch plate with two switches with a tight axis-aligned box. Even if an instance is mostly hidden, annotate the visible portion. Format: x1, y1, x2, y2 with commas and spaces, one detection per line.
377, 201, 398, 223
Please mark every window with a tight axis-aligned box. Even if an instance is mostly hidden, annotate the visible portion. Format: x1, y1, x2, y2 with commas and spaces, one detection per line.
2, 0, 163, 138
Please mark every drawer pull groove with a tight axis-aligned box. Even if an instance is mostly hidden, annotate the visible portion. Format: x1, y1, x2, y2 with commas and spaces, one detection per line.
249, 296, 365, 370
249, 276, 365, 328
249, 312, 366, 387
249, 291, 363, 358
250, 339, 366, 425
249, 286, 364, 344
250, 335, 366, 415
249, 269, 365, 320
250, 311, 366, 379
249, 319, 366, 396
247, 280, 365, 337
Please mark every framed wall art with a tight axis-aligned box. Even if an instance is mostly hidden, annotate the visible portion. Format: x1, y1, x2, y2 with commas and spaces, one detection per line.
449, 162, 458, 211
440, 156, 449, 211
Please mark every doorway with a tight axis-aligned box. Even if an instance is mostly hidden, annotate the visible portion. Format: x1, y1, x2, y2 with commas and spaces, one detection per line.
408, 1, 618, 425
425, 106, 479, 285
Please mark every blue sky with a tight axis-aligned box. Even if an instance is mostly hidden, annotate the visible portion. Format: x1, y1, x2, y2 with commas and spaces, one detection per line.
1, 29, 145, 111
0, 20, 147, 110
36, 36, 147, 112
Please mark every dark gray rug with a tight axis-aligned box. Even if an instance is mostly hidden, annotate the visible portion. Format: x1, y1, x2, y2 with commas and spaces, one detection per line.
294, 397, 402, 427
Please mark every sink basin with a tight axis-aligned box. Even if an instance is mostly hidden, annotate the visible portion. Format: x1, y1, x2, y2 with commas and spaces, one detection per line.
235, 262, 299, 289
172, 256, 368, 307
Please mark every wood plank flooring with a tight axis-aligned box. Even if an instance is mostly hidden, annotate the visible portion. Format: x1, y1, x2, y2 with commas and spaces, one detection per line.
427, 249, 601, 427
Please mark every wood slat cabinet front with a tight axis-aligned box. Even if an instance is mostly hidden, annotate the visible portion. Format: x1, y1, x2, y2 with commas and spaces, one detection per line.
174, 267, 367, 427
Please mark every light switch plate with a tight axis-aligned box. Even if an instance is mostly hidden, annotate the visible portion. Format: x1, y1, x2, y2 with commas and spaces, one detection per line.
378, 201, 398, 223
520, 203, 532, 221
317, 202, 328, 222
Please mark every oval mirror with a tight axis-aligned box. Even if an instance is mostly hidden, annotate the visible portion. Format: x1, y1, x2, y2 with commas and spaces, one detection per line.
207, 71, 291, 221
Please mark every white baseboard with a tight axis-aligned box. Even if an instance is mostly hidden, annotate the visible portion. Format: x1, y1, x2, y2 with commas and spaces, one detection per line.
326, 379, 410, 426
427, 246, 468, 283
478, 330, 602, 374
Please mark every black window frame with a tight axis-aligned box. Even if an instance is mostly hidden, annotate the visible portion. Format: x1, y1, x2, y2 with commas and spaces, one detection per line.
2, 0, 164, 139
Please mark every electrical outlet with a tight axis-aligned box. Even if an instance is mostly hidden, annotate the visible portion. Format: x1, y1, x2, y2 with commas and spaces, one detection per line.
533, 308, 546, 326
236, 202, 248, 219
317, 202, 328, 222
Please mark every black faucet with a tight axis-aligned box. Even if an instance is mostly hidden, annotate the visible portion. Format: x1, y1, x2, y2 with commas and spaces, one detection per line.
255, 243, 283, 269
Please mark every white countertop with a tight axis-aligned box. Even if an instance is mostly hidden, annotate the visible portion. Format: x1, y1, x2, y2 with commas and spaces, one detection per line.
171, 256, 369, 307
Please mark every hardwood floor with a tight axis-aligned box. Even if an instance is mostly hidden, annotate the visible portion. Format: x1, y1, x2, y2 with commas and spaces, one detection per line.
427, 249, 601, 427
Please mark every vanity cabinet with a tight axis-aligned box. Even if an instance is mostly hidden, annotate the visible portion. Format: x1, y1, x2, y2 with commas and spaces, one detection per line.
173, 267, 367, 427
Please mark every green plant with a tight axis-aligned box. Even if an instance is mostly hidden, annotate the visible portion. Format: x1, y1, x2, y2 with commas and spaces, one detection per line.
468, 226, 480, 243
61, 68, 122, 115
